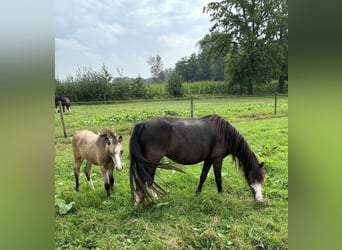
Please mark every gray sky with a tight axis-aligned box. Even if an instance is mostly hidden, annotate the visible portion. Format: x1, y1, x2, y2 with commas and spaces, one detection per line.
55, 0, 213, 80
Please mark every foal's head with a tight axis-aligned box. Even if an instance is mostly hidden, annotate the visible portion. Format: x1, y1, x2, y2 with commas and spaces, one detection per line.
246, 161, 265, 202
100, 130, 123, 171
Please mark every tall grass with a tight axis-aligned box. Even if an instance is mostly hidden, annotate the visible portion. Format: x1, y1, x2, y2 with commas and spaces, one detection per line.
55, 96, 288, 249
144, 81, 283, 98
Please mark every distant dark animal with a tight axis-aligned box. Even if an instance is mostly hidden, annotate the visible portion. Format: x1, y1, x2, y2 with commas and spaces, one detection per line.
129, 115, 265, 206
72, 129, 123, 197
55, 96, 71, 113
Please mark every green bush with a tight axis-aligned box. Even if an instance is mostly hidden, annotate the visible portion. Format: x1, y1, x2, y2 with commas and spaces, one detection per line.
167, 73, 183, 97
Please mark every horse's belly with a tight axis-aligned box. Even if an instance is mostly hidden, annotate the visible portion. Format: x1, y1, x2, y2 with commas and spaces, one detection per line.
166, 148, 208, 165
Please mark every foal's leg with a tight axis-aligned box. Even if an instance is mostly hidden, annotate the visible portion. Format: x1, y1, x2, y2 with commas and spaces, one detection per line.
74, 158, 83, 192
196, 159, 212, 195
109, 167, 114, 190
212, 158, 223, 193
100, 166, 111, 197
85, 161, 95, 190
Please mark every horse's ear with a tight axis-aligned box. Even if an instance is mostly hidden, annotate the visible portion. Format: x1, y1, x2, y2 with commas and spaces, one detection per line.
259, 162, 264, 168
104, 136, 111, 145
118, 135, 123, 142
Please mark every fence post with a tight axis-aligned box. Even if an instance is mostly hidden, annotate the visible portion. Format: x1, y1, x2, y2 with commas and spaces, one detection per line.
190, 96, 194, 118
274, 92, 278, 115
58, 101, 68, 138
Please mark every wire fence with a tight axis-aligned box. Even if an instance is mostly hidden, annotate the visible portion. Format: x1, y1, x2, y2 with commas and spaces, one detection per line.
68, 93, 288, 106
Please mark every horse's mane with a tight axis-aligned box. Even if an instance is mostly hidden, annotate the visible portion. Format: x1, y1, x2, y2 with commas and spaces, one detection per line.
97, 129, 117, 148
208, 115, 264, 183
99, 128, 116, 137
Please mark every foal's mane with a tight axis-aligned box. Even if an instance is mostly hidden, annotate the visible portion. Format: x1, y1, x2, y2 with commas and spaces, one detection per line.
97, 129, 117, 147
208, 115, 263, 182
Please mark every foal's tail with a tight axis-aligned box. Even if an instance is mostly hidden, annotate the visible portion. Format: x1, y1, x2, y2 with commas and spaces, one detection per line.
129, 122, 184, 206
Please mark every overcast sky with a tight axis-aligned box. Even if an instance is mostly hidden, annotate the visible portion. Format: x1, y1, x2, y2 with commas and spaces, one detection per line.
55, 0, 213, 80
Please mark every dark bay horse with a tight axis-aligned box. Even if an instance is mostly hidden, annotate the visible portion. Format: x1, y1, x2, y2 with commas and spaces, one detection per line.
55, 96, 71, 113
72, 129, 123, 197
129, 114, 265, 206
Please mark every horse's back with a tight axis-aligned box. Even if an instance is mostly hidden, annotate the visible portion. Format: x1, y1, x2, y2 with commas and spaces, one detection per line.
72, 130, 98, 161
140, 116, 217, 164
72, 129, 97, 141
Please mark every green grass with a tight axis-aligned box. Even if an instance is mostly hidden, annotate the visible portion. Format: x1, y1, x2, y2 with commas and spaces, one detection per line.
55, 95, 288, 249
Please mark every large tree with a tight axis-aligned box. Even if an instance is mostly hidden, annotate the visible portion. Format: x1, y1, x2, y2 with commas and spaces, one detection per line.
147, 54, 164, 83
203, 0, 288, 94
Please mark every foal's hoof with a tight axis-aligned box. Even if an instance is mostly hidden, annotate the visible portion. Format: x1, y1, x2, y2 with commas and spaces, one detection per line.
255, 197, 264, 202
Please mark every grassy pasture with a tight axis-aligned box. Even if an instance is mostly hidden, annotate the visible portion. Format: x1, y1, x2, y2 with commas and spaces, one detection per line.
55, 95, 288, 249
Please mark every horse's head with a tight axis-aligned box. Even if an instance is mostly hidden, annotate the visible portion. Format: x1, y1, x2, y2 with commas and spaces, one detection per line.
247, 161, 265, 202
64, 97, 72, 112
103, 133, 123, 171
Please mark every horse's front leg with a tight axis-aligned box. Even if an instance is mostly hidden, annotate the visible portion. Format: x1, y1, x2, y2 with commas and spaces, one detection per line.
212, 158, 223, 193
109, 167, 114, 190
196, 160, 212, 195
100, 166, 111, 197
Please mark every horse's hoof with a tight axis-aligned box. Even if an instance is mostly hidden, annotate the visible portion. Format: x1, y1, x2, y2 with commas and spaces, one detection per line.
255, 197, 264, 202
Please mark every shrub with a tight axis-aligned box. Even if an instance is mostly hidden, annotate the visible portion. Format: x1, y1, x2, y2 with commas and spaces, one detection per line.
167, 73, 183, 97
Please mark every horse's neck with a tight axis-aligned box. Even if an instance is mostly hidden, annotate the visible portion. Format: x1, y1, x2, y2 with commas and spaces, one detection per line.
230, 135, 255, 167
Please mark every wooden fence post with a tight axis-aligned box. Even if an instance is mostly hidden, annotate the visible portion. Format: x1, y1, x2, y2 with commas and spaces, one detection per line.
274, 92, 278, 115
190, 96, 194, 118
58, 101, 68, 138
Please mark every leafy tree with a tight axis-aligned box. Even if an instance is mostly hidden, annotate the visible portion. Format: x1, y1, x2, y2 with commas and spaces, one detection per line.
203, 0, 288, 95
100, 64, 113, 83
175, 38, 227, 82
175, 57, 190, 82
198, 35, 227, 81
130, 77, 146, 98
167, 72, 183, 97
196, 50, 211, 80
274, 0, 288, 92
147, 54, 164, 82
163, 67, 175, 82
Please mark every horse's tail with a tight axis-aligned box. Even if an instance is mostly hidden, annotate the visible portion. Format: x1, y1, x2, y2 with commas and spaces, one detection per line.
129, 122, 184, 206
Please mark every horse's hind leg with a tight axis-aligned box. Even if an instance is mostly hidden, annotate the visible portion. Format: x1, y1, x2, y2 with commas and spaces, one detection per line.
196, 159, 212, 195
85, 161, 95, 190
148, 168, 158, 198
212, 158, 223, 193
74, 159, 83, 192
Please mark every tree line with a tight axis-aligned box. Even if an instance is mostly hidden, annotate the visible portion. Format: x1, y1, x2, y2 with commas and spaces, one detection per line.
149, 0, 288, 95
56, 0, 287, 99
55, 65, 279, 102
174, 0, 288, 95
